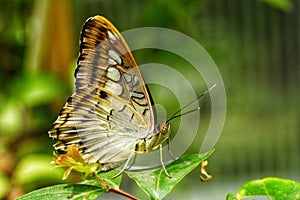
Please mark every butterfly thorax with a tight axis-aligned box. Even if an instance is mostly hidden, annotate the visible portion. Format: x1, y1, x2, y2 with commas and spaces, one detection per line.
135, 122, 171, 154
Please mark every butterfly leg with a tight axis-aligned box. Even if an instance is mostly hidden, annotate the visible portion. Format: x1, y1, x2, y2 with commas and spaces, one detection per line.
160, 144, 172, 178
167, 138, 178, 160
113, 151, 136, 179
127, 153, 137, 169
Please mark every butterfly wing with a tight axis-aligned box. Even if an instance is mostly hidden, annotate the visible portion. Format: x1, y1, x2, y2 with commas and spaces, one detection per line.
49, 16, 155, 170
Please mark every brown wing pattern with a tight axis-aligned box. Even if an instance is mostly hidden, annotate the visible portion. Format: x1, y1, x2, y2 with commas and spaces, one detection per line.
49, 16, 155, 170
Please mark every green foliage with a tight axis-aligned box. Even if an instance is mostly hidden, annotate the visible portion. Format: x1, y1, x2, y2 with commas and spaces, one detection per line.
227, 177, 300, 200
16, 184, 104, 200
0, 99, 23, 135
10, 72, 68, 107
0, 172, 10, 198
17, 169, 122, 200
226, 193, 238, 200
0, 71, 69, 198
0, 71, 67, 136
259, 0, 293, 11
126, 151, 214, 200
13, 154, 63, 191
17, 150, 214, 200
15, 150, 300, 200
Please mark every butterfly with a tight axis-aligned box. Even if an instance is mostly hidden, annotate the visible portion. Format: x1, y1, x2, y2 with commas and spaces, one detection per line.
48, 16, 174, 177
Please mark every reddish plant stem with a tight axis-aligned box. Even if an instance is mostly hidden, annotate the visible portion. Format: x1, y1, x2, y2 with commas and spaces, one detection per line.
109, 187, 139, 200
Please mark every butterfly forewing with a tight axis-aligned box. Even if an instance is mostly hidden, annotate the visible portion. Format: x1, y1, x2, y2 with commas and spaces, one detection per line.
49, 16, 155, 170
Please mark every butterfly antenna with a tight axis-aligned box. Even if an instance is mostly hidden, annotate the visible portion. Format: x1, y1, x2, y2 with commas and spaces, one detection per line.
167, 84, 216, 122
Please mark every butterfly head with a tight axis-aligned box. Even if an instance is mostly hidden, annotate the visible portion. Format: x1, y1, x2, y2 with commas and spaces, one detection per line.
146, 121, 171, 151
156, 121, 171, 137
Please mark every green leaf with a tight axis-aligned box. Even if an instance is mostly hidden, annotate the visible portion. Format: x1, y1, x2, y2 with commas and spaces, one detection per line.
13, 154, 63, 190
226, 192, 238, 200
0, 99, 23, 135
234, 177, 300, 200
16, 183, 103, 200
10, 72, 68, 107
126, 149, 214, 200
259, 0, 293, 11
82, 168, 122, 189
101, 169, 122, 189
0, 172, 10, 199
17, 169, 122, 200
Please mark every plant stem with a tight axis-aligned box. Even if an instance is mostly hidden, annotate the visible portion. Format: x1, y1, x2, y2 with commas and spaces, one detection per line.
109, 187, 139, 200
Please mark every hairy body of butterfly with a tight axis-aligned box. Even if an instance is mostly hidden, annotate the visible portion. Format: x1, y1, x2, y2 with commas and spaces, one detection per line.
49, 16, 172, 176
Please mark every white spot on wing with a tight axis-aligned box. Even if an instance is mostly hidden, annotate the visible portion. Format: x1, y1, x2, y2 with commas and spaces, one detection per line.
108, 58, 117, 66
108, 50, 122, 65
130, 91, 144, 98
132, 75, 139, 87
107, 67, 121, 82
124, 73, 132, 83
105, 80, 123, 96
107, 30, 118, 42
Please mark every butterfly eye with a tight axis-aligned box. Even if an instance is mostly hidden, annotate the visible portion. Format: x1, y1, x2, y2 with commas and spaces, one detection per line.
162, 122, 170, 133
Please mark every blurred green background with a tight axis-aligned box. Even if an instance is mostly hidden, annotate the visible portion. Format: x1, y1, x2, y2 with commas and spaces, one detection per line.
0, 0, 299, 199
